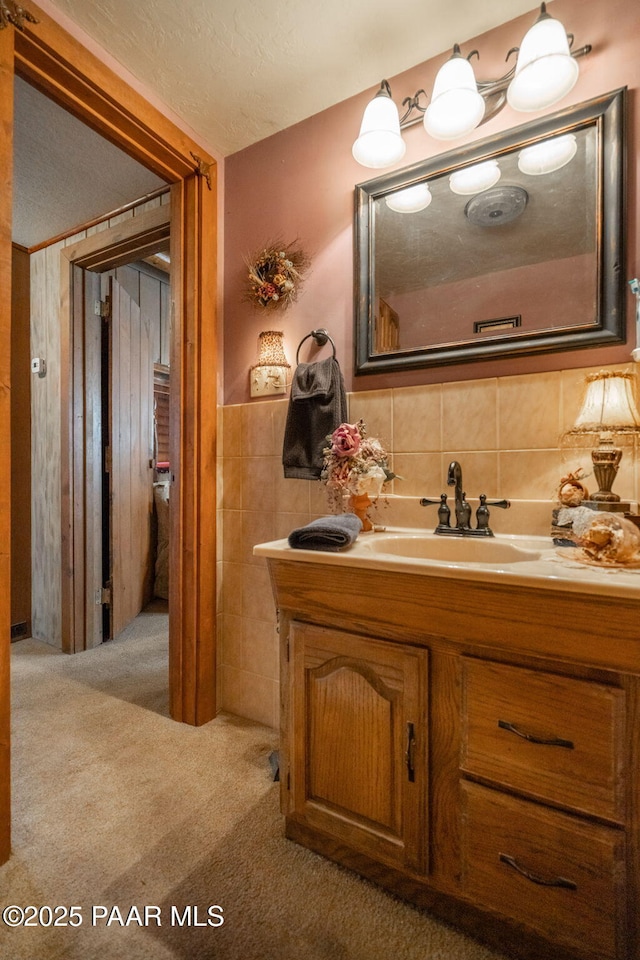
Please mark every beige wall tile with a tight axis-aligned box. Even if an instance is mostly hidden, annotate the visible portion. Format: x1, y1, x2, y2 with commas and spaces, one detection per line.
499, 450, 565, 500
392, 452, 442, 499
244, 617, 279, 681
498, 372, 562, 450
348, 390, 393, 447
242, 562, 276, 622
222, 404, 243, 457
222, 509, 243, 563
442, 379, 497, 451
393, 384, 442, 453
220, 613, 244, 669
220, 666, 277, 728
221, 561, 244, 616
243, 509, 276, 565
242, 456, 277, 512
242, 400, 276, 457
221, 457, 243, 510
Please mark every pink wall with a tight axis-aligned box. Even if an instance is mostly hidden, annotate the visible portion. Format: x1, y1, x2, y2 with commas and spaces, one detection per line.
223, 0, 640, 405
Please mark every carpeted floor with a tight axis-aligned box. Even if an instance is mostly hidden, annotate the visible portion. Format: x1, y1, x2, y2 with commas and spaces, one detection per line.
1, 605, 512, 960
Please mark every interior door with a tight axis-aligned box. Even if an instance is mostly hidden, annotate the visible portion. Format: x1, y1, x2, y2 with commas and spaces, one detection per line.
106, 276, 154, 639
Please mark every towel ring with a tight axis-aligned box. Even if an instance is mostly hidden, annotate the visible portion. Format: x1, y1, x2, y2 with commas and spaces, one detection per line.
296, 328, 336, 365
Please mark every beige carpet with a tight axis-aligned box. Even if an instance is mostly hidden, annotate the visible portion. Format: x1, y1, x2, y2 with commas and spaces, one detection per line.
1, 606, 511, 960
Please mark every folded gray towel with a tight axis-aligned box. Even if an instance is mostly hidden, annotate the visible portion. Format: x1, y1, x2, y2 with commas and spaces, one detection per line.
288, 514, 362, 551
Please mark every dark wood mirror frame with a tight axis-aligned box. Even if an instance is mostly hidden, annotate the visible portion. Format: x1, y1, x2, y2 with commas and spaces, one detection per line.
355, 88, 626, 375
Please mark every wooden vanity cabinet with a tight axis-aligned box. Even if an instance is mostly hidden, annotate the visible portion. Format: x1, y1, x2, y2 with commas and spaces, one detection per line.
267, 557, 640, 960
287, 621, 428, 874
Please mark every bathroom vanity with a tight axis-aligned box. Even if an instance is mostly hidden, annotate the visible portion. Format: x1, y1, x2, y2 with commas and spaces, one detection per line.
254, 530, 640, 960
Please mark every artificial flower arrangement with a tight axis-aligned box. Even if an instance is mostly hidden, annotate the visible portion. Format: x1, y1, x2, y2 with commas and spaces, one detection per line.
322, 420, 400, 525
245, 239, 310, 311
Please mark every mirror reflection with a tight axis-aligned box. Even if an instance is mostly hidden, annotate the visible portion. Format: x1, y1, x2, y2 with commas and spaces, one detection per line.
355, 89, 625, 374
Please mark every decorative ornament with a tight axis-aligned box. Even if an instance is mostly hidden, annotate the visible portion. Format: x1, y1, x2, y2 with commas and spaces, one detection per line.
245, 240, 310, 311
0, 0, 38, 29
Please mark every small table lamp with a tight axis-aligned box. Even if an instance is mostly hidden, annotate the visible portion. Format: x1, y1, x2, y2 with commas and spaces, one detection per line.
564, 370, 640, 511
250, 330, 290, 398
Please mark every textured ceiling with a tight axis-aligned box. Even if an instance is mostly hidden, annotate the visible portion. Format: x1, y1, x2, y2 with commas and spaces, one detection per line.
44, 0, 538, 157
13, 76, 167, 248
12, 0, 541, 247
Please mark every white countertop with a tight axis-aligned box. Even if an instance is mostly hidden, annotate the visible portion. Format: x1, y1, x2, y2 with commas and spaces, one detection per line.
254, 526, 640, 602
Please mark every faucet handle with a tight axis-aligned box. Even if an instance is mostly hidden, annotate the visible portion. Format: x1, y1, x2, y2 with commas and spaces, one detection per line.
484, 499, 511, 509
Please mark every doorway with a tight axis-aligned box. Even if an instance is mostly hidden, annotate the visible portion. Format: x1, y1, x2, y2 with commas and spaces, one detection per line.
1, 5, 219, 865
62, 207, 172, 652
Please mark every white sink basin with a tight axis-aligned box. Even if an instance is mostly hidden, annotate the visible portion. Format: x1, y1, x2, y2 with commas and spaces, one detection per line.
360, 533, 545, 565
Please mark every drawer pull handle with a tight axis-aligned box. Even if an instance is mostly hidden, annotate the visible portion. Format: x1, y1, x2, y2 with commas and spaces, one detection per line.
498, 720, 574, 749
405, 722, 416, 782
499, 853, 577, 890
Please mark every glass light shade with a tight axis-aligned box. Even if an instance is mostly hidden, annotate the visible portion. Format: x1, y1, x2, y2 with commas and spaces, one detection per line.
424, 53, 485, 140
449, 160, 501, 195
507, 13, 579, 112
571, 372, 640, 433
518, 133, 577, 175
385, 183, 432, 213
352, 93, 406, 168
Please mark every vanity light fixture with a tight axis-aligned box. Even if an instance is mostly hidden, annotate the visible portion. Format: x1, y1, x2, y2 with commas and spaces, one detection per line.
564, 371, 640, 509
385, 182, 433, 213
250, 330, 290, 398
352, 3, 590, 169
517, 132, 577, 175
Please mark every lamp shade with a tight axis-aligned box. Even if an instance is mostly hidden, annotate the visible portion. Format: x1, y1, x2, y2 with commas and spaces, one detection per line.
507, 6, 579, 112
254, 330, 289, 367
352, 87, 406, 168
570, 371, 640, 434
424, 48, 485, 140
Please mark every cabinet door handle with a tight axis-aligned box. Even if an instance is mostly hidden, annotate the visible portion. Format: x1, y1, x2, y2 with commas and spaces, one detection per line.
498, 719, 574, 749
499, 853, 577, 890
405, 722, 416, 782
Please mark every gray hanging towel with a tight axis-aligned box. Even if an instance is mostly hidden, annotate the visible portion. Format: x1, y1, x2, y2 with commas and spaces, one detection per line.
282, 356, 347, 479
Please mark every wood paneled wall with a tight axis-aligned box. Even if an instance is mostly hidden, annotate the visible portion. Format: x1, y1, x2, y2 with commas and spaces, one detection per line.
11, 246, 31, 638
30, 195, 169, 647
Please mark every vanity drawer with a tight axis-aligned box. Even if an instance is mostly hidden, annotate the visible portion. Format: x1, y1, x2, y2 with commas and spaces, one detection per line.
461, 782, 625, 960
461, 658, 625, 821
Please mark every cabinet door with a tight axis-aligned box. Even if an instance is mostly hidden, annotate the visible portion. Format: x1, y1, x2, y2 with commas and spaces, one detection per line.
288, 621, 428, 874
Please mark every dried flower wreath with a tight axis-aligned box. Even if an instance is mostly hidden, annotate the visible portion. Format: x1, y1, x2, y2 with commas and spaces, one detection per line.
245, 240, 310, 310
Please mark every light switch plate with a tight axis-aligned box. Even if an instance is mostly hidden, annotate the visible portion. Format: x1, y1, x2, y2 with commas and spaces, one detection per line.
250, 365, 287, 398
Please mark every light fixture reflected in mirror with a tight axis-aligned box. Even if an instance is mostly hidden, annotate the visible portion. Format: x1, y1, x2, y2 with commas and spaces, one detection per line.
352, 3, 590, 170
385, 182, 433, 213
449, 159, 501, 195
518, 133, 577, 175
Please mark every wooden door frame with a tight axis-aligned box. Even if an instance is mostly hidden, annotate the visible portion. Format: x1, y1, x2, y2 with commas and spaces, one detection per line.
61, 204, 172, 654
0, 3, 218, 859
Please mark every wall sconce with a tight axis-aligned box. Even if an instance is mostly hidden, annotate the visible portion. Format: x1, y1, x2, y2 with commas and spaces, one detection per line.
352, 3, 591, 169
563, 371, 640, 511
250, 330, 290, 398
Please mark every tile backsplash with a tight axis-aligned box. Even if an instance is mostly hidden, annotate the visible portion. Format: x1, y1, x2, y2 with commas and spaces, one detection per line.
218, 362, 640, 727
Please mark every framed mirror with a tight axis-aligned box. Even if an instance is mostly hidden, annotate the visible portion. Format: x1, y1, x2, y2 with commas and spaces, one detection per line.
355, 88, 625, 374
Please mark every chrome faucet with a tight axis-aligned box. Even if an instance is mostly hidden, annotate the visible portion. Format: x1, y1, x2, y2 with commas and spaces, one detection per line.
420, 460, 510, 537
